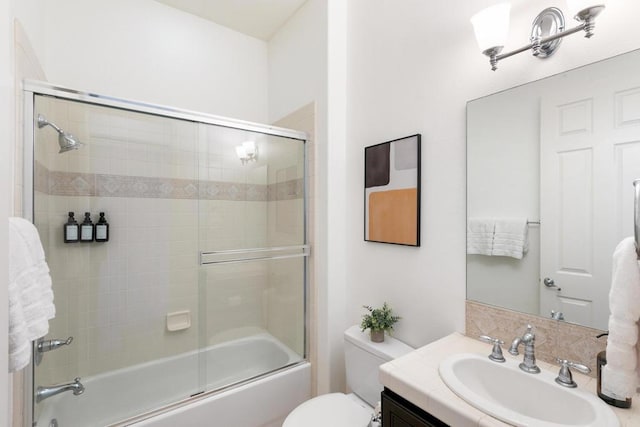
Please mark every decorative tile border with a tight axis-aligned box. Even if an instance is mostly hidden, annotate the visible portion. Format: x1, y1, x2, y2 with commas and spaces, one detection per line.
35, 161, 303, 201
34, 160, 49, 194
50, 171, 96, 196
466, 300, 606, 377
97, 174, 201, 200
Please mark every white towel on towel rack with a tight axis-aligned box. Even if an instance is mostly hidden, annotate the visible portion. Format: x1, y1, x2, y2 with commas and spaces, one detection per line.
602, 236, 640, 399
8, 217, 55, 372
467, 218, 495, 256
491, 218, 528, 259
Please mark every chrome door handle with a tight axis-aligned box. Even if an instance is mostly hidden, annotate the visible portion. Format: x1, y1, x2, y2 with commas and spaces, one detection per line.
543, 277, 561, 290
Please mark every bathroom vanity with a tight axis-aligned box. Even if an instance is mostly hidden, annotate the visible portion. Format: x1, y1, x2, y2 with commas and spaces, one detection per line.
381, 388, 447, 427
379, 333, 640, 427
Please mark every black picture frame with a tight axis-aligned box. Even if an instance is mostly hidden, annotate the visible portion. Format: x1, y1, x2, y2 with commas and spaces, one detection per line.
364, 134, 421, 246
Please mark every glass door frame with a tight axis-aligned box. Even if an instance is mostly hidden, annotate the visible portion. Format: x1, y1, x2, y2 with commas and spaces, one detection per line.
22, 79, 309, 427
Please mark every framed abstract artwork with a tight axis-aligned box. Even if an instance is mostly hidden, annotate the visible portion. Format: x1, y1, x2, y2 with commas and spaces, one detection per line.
364, 134, 421, 246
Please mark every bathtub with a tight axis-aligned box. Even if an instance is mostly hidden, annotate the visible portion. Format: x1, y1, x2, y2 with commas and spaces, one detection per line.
36, 333, 311, 427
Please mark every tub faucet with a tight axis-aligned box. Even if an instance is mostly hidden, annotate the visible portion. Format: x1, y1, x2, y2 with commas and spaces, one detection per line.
36, 377, 85, 403
508, 324, 541, 374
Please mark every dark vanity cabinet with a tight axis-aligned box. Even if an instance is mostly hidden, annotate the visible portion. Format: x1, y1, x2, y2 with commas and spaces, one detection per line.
382, 388, 449, 427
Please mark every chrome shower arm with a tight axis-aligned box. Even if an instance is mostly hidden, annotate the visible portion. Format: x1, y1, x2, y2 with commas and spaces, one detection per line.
37, 114, 64, 134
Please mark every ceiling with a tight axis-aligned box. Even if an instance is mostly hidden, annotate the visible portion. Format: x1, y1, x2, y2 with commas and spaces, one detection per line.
153, 0, 308, 41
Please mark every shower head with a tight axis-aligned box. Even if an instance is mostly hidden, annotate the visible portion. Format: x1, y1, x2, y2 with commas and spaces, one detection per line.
37, 114, 83, 153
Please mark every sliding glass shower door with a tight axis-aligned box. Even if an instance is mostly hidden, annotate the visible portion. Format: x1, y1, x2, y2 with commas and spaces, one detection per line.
197, 124, 306, 393
26, 83, 307, 427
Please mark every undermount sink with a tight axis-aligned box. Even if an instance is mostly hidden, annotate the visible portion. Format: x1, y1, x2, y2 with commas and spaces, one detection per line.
439, 353, 619, 427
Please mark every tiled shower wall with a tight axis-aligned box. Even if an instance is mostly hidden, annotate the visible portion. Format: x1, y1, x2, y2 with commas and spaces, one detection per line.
34, 96, 307, 385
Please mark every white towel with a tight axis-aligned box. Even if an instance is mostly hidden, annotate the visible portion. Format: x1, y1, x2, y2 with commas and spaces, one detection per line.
491, 218, 528, 259
467, 218, 495, 256
602, 237, 640, 399
8, 217, 55, 372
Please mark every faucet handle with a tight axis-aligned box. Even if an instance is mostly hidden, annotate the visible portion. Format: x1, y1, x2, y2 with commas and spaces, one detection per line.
38, 336, 73, 353
555, 358, 591, 388
35, 336, 74, 366
479, 335, 506, 363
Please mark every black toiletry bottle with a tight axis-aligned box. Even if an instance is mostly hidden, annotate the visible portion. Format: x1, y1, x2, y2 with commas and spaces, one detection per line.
596, 332, 632, 408
64, 212, 80, 243
80, 212, 94, 242
95, 212, 109, 242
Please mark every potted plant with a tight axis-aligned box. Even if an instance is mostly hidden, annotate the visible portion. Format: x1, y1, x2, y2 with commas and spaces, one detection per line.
360, 302, 401, 343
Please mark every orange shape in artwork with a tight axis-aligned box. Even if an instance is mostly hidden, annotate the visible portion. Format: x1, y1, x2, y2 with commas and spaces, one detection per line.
368, 188, 417, 245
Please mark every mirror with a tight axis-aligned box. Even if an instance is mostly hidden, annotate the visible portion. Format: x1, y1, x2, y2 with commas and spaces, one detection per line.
467, 49, 640, 330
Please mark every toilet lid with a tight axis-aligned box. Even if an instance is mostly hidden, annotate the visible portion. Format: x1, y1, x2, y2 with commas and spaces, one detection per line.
283, 393, 372, 427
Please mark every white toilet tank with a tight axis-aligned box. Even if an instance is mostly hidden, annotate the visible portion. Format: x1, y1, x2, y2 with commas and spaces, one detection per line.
343, 325, 413, 406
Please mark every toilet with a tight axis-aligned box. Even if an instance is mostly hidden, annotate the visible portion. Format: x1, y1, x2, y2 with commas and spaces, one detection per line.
283, 325, 414, 427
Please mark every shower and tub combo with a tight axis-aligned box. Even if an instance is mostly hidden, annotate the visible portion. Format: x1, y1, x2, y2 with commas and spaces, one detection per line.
23, 81, 310, 426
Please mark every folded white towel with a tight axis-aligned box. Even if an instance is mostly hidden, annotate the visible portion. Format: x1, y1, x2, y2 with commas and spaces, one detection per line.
603, 237, 640, 398
491, 218, 528, 259
602, 367, 637, 401
467, 218, 495, 256
607, 317, 639, 347
605, 340, 637, 371
8, 217, 55, 372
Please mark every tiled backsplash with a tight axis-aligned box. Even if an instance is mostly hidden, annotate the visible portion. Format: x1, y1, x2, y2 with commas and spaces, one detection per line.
466, 300, 607, 377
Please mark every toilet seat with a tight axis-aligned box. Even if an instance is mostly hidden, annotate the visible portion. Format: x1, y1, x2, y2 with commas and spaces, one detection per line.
282, 392, 373, 427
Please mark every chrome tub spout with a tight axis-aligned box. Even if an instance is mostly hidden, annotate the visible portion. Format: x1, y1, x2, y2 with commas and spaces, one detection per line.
36, 377, 84, 403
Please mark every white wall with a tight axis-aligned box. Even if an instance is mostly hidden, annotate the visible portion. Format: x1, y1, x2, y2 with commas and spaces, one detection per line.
12, 0, 45, 65
1, 0, 13, 423
345, 0, 640, 349
268, 0, 326, 125
41, 0, 269, 123
268, 0, 349, 395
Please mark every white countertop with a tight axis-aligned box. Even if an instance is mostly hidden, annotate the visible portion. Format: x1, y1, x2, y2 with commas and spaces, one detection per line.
379, 332, 640, 427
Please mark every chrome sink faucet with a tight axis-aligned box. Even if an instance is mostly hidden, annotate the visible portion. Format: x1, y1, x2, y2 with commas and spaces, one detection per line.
36, 377, 85, 403
508, 324, 541, 374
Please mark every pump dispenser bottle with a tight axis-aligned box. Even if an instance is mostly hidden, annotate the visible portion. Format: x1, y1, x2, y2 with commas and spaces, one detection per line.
95, 212, 109, 242
596, 332, 632, 408
64, 212, 80, 243
80, 212, 94, 242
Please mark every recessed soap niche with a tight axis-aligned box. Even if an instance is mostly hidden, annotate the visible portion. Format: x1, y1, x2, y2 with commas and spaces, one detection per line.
166, 310, 191, 332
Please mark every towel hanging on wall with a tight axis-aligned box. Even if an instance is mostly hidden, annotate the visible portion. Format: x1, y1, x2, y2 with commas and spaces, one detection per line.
467, 217, 495, 256
492, 218, 529, 259
602, 236, 640, 399
467, 217, 529, 259
8, 217, 55, 372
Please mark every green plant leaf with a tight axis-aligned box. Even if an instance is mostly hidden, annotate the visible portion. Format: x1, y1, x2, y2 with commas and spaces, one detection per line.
360, 302, 401, 333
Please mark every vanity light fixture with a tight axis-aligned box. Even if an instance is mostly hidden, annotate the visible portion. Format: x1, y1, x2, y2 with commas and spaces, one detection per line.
471, 1, 606, 71
236, 140, 258, 165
